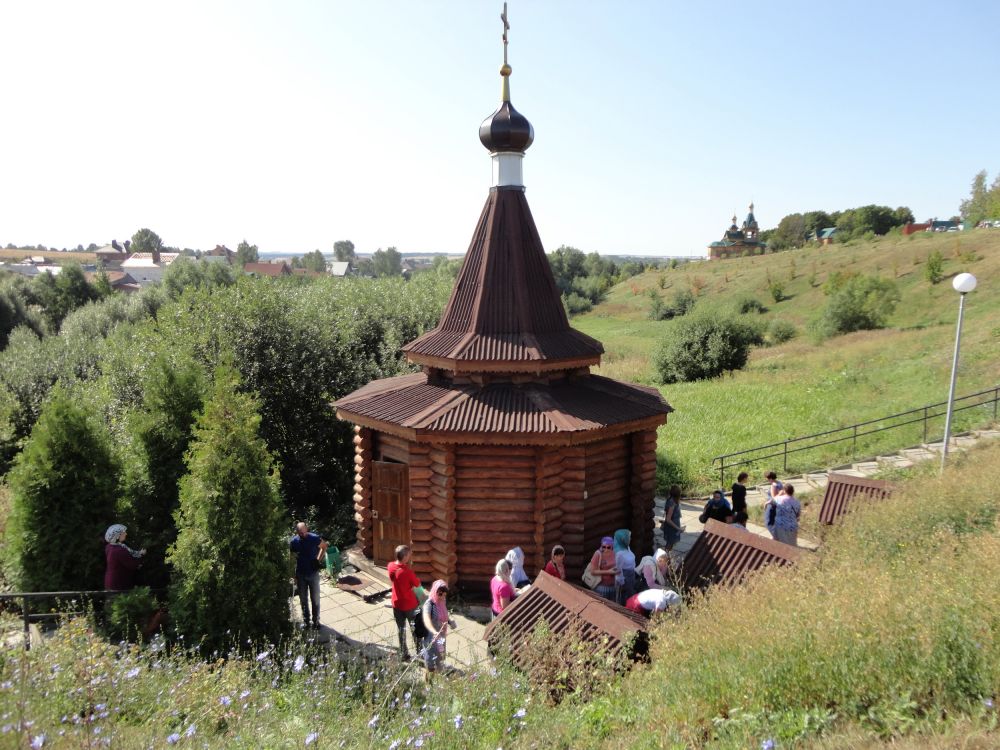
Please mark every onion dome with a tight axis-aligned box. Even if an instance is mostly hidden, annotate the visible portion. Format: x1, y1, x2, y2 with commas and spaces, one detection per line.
479, 64, 534, 153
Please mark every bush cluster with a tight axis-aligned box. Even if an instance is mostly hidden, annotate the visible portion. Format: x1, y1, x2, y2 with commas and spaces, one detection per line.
814, 274, 900, 338
648, 287, 696, 321
653, 312, 764, 383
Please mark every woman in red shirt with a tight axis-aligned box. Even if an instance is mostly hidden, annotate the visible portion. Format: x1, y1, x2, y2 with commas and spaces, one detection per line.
543, 545, 566, 579
589, 536, 619, 601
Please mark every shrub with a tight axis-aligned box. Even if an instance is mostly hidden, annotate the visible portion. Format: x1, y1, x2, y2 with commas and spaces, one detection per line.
766, 318, 798, 345
768, 280, 786, 303
168, 365, 290, 654
925, 249, 945, 284
733, 295, 767, 315
106, 586, 157, 642
4, 389, 119, 590
563, 292, 592, 315
648, 288, 696, 322
815, 274, 900, 338
653, 312, 764, 383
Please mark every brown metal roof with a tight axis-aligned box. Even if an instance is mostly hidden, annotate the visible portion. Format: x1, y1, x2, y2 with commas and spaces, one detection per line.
334, 372, 671, 439
817, 473, 895, 525
680, 520, 803, 590
483, 571, 648, 664
402, 188, 604, 372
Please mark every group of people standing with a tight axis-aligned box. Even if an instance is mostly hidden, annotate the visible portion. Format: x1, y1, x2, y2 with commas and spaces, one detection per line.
387, 544, 455, 678
695, 471, 801, 546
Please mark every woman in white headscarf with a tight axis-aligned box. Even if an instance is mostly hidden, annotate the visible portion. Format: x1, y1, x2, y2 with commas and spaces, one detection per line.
635, 548, 674, 591
505, 547, 530, 589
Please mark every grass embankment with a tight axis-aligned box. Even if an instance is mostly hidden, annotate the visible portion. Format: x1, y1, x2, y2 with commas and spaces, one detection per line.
519, 440, 1000, 748
574, 230, 1000, 491
3, 442, 999, 748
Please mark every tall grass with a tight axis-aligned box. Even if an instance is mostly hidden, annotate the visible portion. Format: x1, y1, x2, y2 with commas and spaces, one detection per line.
521, 441, 1000, 748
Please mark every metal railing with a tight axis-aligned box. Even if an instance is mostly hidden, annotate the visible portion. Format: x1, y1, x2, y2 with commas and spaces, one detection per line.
0, 589, 164, 651
712, 385, 1000, 487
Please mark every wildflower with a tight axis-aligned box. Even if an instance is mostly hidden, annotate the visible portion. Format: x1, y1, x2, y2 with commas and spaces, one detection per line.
166, 733, 181, 745
368, 715, 379, 729
184, 724, 196, 738
388, 741, 401, 750
761, 740, 775, 750
985, 698, 995, 709
240, 690, 251, 700
513, 708, 526, 719
294, 655, 306, 673
414, 739, 424, 748
453, 715, 464, 730
125, 668, 141, 680
31, 735, 46, 749
305, 732, 319, 746
256, 651, 270, 662
220, 696, 232, 707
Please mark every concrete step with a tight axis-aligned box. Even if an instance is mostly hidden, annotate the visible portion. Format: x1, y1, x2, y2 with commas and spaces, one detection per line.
851, 461, 881, 475
876, 455, 914, 469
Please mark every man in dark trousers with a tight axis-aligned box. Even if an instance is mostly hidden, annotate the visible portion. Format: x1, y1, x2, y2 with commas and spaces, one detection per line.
387, 544, 427, 660
731, 471, 749, 516
289, 522, 328, 629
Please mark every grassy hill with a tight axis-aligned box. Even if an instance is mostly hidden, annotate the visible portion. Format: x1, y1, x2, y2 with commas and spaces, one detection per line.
573, 230, 1000, 491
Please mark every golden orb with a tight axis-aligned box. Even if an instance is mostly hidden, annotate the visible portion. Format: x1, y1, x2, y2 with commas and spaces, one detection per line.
500, 64, 512, 76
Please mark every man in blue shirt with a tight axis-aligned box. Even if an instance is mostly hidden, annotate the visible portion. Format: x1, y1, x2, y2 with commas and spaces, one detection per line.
289, 522, 328, 628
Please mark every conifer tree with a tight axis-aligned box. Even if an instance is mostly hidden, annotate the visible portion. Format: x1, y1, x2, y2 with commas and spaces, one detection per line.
123, 353, 205, 589
168, 365, 290, 652
5, 389, 119, 590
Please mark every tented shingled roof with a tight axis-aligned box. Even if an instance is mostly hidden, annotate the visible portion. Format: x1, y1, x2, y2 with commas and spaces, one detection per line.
402, 187, 603, 372
334, 371, 671, 441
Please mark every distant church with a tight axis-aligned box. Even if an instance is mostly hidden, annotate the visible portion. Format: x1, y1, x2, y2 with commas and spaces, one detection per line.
707, 203, 767, 259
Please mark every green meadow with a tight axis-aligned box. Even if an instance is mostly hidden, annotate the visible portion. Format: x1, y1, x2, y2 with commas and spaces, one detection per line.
575, 230, 1000, 491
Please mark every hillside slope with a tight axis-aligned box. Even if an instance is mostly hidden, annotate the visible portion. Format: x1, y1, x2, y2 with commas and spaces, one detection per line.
573, 230, 1000, 490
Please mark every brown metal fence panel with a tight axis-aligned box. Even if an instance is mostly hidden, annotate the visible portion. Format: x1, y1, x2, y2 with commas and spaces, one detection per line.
817, 473, 895, 525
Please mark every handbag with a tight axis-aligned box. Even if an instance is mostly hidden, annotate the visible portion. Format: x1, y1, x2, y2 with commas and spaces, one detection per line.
581, 563, 601, 589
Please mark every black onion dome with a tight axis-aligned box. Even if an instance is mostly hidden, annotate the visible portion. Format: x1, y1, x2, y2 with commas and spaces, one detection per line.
479, 65, 534, 153
479, 100, 534, 153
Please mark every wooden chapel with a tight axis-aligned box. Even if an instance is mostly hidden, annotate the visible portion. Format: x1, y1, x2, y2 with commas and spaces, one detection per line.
334, 37, 672, 592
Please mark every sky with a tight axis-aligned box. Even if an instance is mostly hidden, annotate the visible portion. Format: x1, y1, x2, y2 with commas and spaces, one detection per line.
2, 1, 999, 258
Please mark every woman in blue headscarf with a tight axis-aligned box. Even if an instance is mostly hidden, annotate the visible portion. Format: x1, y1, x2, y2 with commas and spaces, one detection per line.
613, 529, 636, 604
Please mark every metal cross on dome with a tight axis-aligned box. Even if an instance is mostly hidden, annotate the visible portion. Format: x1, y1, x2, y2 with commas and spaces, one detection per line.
501, 2, 509, 65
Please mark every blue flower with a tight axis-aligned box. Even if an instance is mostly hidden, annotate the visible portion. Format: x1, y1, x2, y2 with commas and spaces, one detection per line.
184, 724, 196, 738
761, 740, 775, 750
294, 655, 306, 673
513, 708, 527, 719
453, 715, 463, 729
305, 732, 319, 745
388, 741, 401, 750
166, 733, 181, 745
368, 715, 379, 729
219, 696, 232, 707
985, 698, 995, 709
30, 735, 46, 749
125, 668, 141, 680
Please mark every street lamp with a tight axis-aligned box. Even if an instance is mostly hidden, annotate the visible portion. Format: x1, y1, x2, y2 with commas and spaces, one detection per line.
941, 272, 977, 472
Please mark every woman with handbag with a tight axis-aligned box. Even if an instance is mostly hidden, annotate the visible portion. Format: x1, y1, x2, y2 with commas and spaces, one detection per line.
588, 536, 619, 601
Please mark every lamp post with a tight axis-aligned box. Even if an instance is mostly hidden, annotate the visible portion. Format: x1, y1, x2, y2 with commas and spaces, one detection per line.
941, 272, 977, 473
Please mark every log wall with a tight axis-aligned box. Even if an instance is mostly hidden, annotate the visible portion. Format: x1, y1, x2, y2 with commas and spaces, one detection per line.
353, 427, 373, 558
454, 444, 538, 588
583, 436, 632, 557
629, 429, 659, 555
407, 443, 435, 582
427, 443, 457, 585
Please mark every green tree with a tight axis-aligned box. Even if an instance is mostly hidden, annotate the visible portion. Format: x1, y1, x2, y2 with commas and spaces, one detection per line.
93, 269, 114, 299
547, 245, 586, 293
130, 228, 164, 255
372, 246, 402, 277
4, 390, 119, 590
925, 250, 945, 284
168, 365, 290, 653
653, 312, 764, 384
333, 240, 356, 262
123, 353, 205, 589
29, 264, 99, 333
300, 249, 328, 273
235, 240, 259, 268
816, 275, 900, 337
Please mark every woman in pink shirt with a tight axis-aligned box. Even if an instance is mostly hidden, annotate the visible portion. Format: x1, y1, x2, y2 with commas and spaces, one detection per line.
490, 559, 515, 617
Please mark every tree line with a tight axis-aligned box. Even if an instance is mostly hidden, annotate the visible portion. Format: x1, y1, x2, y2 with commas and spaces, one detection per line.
760, 205, 916, 251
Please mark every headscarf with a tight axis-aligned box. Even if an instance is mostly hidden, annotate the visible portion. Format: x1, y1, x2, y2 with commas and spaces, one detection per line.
105, 523, 143, 558
428, 579, 450, 628
613, 529, 631, 553
635, 548, 669, 587
637, 587, 681, 612
505, 547, 529, 586
600, 535, 614, 548
105, 524, 127, 544
494, 558, 512, 583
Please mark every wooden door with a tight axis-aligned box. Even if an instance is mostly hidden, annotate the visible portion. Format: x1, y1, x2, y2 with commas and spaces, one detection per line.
372, 460, 410, 566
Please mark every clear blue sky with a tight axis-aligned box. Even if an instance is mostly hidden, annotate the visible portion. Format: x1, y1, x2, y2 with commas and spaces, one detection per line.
2, 1, 998, 257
